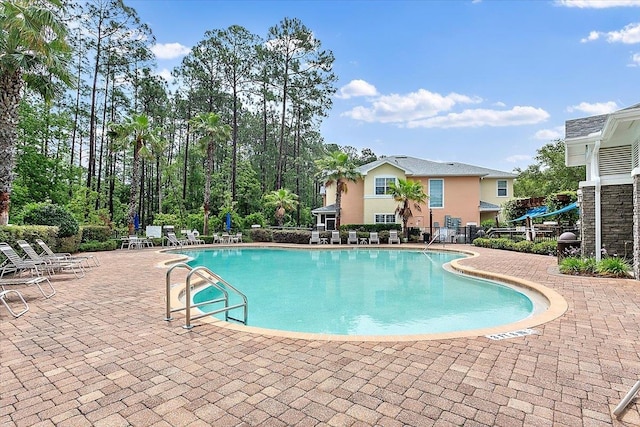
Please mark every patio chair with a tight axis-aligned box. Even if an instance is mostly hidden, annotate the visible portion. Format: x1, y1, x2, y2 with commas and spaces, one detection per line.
330, 231, 341, 244
309, 231, 321, 244
0, 289, 29, 318
186, 231, 205, 245
347, 231, 358, 245
0, 242, 48, 278
369, 232, 380, 244
0, 275, 55, 299
36, 239, 99, 267
17, 240, 85, 279
166, 232, 187, 247
232, 233, 242, 243
212, 233, 221, 244
388, 230, 401, 244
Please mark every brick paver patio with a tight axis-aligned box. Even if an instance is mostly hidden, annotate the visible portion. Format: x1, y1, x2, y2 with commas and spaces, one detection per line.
2, 244, 640, 426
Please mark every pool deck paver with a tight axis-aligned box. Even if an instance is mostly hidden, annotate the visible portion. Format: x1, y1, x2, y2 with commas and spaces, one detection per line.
2, 243, 640, 426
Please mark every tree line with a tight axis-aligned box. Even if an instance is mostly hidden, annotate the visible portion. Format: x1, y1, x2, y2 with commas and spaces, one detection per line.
0, 0, 378, 233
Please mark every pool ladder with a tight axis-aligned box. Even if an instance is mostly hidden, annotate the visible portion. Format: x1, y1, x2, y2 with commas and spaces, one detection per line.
165, 262, 248, 329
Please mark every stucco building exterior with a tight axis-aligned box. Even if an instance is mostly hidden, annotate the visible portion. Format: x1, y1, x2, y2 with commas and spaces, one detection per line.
313, 155, 517, 234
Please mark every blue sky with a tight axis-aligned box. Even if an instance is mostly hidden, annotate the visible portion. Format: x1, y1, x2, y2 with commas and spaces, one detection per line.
127, 0, 640, 173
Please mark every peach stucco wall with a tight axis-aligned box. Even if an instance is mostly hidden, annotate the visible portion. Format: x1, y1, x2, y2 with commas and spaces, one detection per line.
323, 180, 365, 225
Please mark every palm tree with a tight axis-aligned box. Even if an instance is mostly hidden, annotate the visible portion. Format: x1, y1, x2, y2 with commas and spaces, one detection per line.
0, 0, 71, 225
189, 112, 231, 235
315, 151, 362, 229
108, 114, 163, 235
389, 178, 428, 240
263, 188, 299, 227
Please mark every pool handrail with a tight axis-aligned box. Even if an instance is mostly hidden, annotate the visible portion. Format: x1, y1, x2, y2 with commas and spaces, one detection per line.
165, 262, 248, 329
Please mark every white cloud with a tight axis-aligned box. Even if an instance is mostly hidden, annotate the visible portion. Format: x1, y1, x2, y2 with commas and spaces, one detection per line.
151, 42, 191, 59
405, 106, 550, 129
582, 23, 640, 44
534, 127, 564, 140
156, 68, 174, 82
557, 0, 640, 8
567, 101, 619, 115
337, 79, 378, 99
630, 52, 640, 66
342, 89, 482, 123
506, 154, 532, 163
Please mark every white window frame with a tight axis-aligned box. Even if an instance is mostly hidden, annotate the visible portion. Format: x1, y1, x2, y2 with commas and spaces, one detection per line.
373, 176, 396, 196
497, 180, 508, 197
428, 179, 444, 208
374, 213, 397, 224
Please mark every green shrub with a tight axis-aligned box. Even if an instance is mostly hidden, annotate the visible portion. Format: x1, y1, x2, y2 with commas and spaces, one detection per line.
340, 223, 402, 232
250, 228, 273, 242
514, 240, 535, 253
532, 240, 558, 256
597, 257, 631, 277
272, 230, 311, 244
81, 226, 112, 243
243, 212, 266, 229
79, 240, 118, 252
559, 257, 585, 275
22, 203, 79, 238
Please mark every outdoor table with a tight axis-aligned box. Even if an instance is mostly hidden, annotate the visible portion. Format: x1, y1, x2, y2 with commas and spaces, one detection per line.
320, 238, 328, 244
359, 238, 368, 245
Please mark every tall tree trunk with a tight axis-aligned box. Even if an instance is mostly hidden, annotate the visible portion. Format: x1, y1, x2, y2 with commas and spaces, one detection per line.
87, 28, 103, 190
128, 137, 143, 235
335, 180, 343, 230
203, 143, 214, 235
0, 70, 22, 225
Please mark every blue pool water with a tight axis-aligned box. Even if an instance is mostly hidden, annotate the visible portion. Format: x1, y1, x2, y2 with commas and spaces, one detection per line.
179, 248, 534, 336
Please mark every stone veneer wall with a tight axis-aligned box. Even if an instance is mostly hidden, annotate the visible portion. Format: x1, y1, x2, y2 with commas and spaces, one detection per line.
634, 175, 640, 279
580, 184, 634, 259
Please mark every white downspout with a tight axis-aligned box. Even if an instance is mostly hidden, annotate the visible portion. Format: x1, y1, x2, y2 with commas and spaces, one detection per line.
593, 140, 602, 261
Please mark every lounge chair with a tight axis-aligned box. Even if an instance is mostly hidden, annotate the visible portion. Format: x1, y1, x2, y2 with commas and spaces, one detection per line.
0, 289, 29, 317
231, 233, 242, 243
369, 232, 380, 244
309, 231, 321, 244
212, 233, 221, 244
186, 231, 205, 245
388, 230, 401, 244
0, 276, 55, 299
347, 230, 358, 245
0, 242, 48, 278
36, 238, 99, 267
330, 231, 341, 244
17, 240, 85, 278
166, 232, 187, 247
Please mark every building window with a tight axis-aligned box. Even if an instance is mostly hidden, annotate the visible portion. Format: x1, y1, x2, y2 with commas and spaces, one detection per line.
497, 180, 508, 197
429, 179, 443, 208
374, 214, 396, 224
375, 177, 396, 195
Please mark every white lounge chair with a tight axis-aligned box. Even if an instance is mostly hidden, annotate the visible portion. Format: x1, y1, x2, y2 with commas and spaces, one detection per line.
0, 289, 29, 317
36, 239, 99, 267
186, 231, 205, 245
166, 232, 187, 247
309, 231, 321, 244
369, 232, 380, 244
330, 231, 341, 244
0, 276, 56, 299
17, 240, 85, 278
347, 231, 358, 245
388, 230, 401, 244
0, 242, 48, 278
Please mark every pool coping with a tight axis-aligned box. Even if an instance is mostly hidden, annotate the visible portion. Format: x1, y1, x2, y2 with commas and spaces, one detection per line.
160, 243, 569, 342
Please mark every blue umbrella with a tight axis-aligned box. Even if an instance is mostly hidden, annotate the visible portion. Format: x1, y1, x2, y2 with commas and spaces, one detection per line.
225, 212, 231, 231
134, 213, 140, 231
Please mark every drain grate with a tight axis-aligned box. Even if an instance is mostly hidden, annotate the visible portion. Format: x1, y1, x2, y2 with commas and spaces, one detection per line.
485, 329, 538, 340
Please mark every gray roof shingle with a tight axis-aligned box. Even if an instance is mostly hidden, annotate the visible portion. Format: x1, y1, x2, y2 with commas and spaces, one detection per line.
565, 102, 640, 139
358, 155, 516, 178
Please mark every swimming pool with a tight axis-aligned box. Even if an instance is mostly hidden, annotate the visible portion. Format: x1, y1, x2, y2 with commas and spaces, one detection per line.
176, 247, 539, 337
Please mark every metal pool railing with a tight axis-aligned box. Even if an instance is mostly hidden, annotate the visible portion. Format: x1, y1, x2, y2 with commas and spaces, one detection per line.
165, 262, 248, 329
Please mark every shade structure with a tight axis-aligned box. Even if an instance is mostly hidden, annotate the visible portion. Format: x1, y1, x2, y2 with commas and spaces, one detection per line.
509, 202, 578, 222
